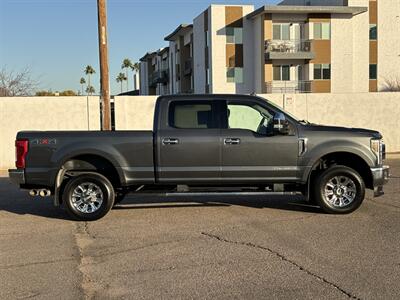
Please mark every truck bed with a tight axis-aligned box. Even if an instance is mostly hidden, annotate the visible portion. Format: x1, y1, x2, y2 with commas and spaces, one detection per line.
17, 130, 155, 187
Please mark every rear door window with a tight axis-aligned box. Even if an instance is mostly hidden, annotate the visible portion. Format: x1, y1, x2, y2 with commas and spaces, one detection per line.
169, 101, 218, 129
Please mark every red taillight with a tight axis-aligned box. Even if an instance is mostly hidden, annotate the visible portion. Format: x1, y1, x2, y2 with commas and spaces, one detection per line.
15, 139, 29, 169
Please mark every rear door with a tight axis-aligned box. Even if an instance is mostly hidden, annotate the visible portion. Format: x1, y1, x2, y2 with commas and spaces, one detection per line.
156, 99, 221, 184
220, 99, 299, 183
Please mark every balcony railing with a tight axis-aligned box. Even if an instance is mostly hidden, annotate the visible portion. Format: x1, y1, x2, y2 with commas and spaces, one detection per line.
265, 39, 312, 53
265, 80, 312, 94
149, 70, 169, 87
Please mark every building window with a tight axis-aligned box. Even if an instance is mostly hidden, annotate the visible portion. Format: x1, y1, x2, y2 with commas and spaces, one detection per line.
205, 30, 210, 47
369, 24, 377, 40
369, 64, 377, 80
273, 24, 290, 40
314, 64, 331, 80
273, 65, 290, 81
226, 27, 243, 44
314, 22, 330, 40
227, 67, 243, 83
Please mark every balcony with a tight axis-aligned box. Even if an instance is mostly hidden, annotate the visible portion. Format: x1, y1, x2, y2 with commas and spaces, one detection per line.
149, 70, 169, 87
265, 39, 315, 60
264, 80, 312, 94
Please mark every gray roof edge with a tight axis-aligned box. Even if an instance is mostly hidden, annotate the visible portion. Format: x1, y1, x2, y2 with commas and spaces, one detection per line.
164, 24, 193, 41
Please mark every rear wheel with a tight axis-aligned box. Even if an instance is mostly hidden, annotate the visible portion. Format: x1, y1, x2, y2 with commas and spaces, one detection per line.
313, 165, 365, 214
63, 173, 115, 221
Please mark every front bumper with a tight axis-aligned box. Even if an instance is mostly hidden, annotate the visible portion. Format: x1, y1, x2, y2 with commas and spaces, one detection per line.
371, 165, 390, 197
8, 169, 25, 186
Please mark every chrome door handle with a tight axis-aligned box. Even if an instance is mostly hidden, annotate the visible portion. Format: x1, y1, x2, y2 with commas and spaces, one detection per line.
224, 138, 241, 145
162, 138, 179, 145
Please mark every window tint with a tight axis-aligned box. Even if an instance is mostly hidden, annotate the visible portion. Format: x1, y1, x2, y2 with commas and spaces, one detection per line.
226, 27, 243, 44
314, 22, 330, 40
169, 102, 216, 129
369, 64, 377, 80
369, 25, 377, 40
227, 67, 244, 83
227, 103, 274, 135
314, 64, 331, 80
273, 65, 290, 81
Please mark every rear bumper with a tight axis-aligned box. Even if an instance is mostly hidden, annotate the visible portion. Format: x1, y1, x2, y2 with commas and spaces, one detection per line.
371, 165, 390, 197
8, 169, 25, 186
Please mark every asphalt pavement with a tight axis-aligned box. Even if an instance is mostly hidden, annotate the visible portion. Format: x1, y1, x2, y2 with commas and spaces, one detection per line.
0, 156, 399, 299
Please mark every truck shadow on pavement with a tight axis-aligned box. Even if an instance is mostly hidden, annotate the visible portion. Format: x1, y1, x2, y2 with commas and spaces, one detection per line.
0, 178, 320, 221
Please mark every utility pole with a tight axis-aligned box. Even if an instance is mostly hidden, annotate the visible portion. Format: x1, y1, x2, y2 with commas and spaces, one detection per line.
97, 0, 111, 130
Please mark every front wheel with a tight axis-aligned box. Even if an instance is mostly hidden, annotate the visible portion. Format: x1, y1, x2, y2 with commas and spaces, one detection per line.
313, 165, 365, 214
63, 173, 115, 221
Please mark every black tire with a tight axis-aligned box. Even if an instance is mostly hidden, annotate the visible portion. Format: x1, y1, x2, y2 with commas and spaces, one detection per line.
63, 173, 115, 221
313, 165, 365, 214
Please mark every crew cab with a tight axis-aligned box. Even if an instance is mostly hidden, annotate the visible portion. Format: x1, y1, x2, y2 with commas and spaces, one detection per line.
9, 94, 389, 220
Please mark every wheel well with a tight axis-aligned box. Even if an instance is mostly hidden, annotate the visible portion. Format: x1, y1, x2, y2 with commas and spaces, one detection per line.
311, 152, 373, 189
62, 154, 121, 187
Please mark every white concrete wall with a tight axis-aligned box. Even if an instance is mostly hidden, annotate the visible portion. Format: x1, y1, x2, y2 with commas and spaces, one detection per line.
378, 0, 400, 90
348, 0, 369, 93
0, 96, 101, 170
253, 15, 263, 94
193, 11, 206, 94
113, 93, 400, 153
331, 14, 354, 93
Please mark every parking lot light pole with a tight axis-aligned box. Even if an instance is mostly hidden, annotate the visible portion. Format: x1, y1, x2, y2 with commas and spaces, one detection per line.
97, 0, 111, 130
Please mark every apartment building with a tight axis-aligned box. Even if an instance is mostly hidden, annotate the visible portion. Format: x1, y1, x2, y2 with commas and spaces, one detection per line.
139, 48, 170, 95
139, 0, 400, 94
165, 24, 194, 94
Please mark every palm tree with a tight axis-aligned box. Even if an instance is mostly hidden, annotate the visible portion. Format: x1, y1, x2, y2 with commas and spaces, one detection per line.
131, 62, 140, 73
79, 77, 86, 95
86, 85, 95, 96
116, 72, 127, 94
84, 65, 95, 95
121, 58, 133, 91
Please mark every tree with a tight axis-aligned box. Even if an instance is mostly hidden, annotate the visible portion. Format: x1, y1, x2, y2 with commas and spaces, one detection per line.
79, 77, 86, 95
131, 62, 140, 73
84, 65, 95, 95
381, 77, 400, 92
121, 58, 133, 91
86, 85, 95, 95
0, 67, 38, 96
116, 72, 127, 94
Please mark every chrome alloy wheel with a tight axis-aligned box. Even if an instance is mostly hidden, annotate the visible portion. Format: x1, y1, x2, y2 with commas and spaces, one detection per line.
324, 176, 357, 208
71, 182, 104, 214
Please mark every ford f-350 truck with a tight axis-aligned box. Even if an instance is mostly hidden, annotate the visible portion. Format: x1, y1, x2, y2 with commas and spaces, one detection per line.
8, 95, 389, 220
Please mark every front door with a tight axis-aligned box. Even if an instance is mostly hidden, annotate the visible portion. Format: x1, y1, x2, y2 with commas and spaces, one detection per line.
220, 99, 299, 183
156, 100, 221, 184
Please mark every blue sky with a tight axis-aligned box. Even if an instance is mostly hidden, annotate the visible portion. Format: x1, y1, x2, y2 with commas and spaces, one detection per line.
0, 0, 279, 95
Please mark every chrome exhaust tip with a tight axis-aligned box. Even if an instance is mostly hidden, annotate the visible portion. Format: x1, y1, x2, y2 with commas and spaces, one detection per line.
29, 189, 38, 196
39, 189, 51, 197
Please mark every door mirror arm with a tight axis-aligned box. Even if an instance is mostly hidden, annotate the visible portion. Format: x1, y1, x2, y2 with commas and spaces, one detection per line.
273, 112, 289, 135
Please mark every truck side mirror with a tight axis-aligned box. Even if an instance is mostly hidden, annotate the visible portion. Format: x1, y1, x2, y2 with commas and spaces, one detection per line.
273, 112, 289, 135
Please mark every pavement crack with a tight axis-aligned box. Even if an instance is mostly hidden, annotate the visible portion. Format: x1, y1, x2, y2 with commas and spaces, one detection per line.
201, 232, 360, 300
0, 258, 75, 270
74, 222, 99, 300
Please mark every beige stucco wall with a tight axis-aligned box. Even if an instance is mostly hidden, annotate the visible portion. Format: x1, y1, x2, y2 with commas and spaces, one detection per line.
114, 93, 400, 153
0, 96, 100, 170
378, 0, 400, 90
114, 96, 157, 130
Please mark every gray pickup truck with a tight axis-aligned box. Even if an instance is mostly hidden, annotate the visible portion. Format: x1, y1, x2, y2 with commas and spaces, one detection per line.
9, 94, 389, 220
